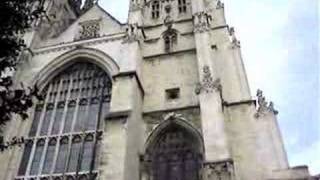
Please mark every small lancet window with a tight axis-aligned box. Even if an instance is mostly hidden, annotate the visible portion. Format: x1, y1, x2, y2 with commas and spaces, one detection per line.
178, 0, 187, 13
152, 0, 160, 19
163, 30, 177, 52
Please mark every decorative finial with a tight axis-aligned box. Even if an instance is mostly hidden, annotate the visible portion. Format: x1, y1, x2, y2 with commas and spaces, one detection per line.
255, 89, 279, 118
229, 27, 240, 48
216, 0, 224, 9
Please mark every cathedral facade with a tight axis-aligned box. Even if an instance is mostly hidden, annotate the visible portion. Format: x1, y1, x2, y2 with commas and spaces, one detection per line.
0, 0, 314, 179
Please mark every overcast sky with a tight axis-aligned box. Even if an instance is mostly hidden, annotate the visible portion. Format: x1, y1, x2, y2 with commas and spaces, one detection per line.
98, 0, 319, 175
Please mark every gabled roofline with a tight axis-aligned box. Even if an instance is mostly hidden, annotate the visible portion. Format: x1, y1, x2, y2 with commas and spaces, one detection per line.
76, 3, 127, 26
96, 4, 127, 26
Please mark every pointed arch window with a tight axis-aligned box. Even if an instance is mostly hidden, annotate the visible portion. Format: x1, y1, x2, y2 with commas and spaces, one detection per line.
163, 29, 178, 52
178, 0, 187, 13
152, 0, 160, 19
144, 124, 203, 180
17, 62, 112, 179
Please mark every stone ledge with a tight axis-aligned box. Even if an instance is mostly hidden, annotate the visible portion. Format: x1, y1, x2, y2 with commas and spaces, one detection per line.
223, 99, 256, 107
113, 71, 145, 97
269, 166, 312, 180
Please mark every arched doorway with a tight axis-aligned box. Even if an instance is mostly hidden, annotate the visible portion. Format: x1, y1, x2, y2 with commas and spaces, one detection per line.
144, 121, 203, 180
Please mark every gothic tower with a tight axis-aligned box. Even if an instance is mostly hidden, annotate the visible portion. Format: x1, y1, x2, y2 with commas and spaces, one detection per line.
0, 0, 313, 180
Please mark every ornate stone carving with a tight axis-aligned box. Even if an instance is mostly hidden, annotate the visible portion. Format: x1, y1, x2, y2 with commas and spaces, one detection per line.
78, 19, 101, 40
204, 160, 234, 180
123, 23, 142, 43
229, 27, 241, 48
216, 0, 225, 9
195, 65, 222, 94
193, 12, 212, 33
255, 89, 279, 118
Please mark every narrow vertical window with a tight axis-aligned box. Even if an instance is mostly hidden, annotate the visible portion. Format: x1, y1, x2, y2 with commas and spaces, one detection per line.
67, 136, 82, 172
55, 138, 69, 173
86, 100, 99, 131
18, 141, 33, 176
152, 0, 160, 19
63, 101, 76, 133
40, 105, 53, 136
178, 0, 187, 13
164, 36, 171, 52
80, 135, 94, 171
30, 139, 45, 175
99, 101, 110, 129
74, 100, 88, 132
163, 30, 177, 52
42, 138, 57, 174
93, 139, 102, 170
29, 105, 43, 136
51, 103, 64, 135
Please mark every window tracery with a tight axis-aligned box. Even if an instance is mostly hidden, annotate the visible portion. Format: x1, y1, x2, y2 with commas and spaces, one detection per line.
151, 0, 160, 19
163, 29, 177, 52
144, 124, 203, 180
178, 0, 187, 13
17, 62, 111, 180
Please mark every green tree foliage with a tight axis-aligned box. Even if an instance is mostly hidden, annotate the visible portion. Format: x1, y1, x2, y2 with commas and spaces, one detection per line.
0, 0, 45, 150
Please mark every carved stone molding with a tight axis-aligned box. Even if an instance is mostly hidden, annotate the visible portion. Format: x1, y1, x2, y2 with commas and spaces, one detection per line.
193, 12, 212, 33
33, 35, 124, 55
195, 65, 222, 94
229, 27, 241, 48
255, 89, 279, 118
204, 160, 235, 180
163, 112, 186, 121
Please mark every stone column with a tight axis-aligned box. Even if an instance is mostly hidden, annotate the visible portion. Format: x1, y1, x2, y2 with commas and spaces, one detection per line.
191, 0, 230, 162
107, 2, 145, 180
